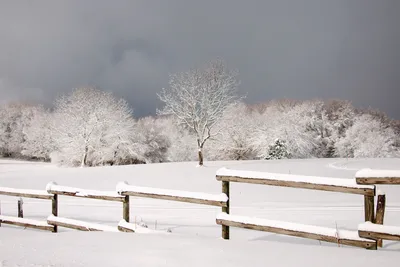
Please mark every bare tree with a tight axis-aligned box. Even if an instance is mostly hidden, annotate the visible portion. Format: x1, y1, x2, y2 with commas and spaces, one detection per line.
157, 60, 240, 166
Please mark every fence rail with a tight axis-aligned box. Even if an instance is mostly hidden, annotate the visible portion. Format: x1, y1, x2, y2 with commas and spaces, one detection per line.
356, 169, 400, 185
117, 182, 228, 208
46, 182, 125, 202
0, 215, 54, 231
0, 187, 53, 199
215, 167, 400, 250
216, 213, 377, 250
358, 222, 400, 241
216, 168, 375, 196
0, 167, 399, 251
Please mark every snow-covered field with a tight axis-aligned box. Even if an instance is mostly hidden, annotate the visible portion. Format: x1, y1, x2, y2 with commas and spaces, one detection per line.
0, 158, 400, 266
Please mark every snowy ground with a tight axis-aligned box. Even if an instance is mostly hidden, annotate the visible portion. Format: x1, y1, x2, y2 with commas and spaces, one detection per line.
0, 158, 400, 266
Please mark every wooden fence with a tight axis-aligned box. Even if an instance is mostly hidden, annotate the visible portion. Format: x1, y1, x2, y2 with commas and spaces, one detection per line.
0, 186, 56, 232
215, 167, 400, 250
0, 182, 227, 234
0, 167, 399, 250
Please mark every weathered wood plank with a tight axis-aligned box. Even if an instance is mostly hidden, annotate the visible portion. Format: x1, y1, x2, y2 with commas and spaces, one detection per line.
358, 222, 400, 242
217, 215, 376, 250
47, 215, 117, 232
123, 196, 130, 222
18, 198, 23, 218
356, 169, 400, 185
0, 187, 53, 199
356, 177, 400, 185
118, 224, 135, 233
52, 194, 58, 233
375, 194, 386, 247
216, 175, 375, 196
359, 230, 400, 241
46, 183, 125, 202
364, 195, 375, 222
222, 181, 230, 240
120, 191, 227, 207
0, 215, 53, 231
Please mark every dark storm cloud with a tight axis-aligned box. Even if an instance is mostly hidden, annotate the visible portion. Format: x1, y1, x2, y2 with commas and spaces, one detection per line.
0, 0, 399, 118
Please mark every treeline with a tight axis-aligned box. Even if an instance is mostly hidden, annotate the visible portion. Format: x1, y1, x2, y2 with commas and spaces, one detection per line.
0, 87, 399, 167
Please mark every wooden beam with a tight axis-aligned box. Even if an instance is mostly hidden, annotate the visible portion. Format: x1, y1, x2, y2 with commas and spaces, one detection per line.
47, 189, 125, 202
122, 191, 227, 207
375, 194, 386, 247
0, 187, 53, 199
217, 214, 376, 250
356, 177, 400, 185
216, 175, 375, 196
356, 169, 400, 185
118, 220, 135, 233
359, 222, 400, 242
52, 194, 58, 233
359, 230, 400, 241
0, 215, 53, 231
364, 195, 375, 222
222, 181, 230, 240
47, 215, 117, 232
18, 198, 23, 218
123, 196, 130, 222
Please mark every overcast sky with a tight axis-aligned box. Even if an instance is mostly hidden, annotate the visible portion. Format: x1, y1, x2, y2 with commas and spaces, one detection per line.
0, 0, 399, 118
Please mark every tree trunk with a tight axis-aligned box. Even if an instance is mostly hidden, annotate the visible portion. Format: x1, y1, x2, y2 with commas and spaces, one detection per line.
81, 146, 88, 167
198, 147, 204, 166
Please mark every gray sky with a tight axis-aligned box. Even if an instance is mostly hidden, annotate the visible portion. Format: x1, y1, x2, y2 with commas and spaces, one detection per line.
0, 0, 399, 118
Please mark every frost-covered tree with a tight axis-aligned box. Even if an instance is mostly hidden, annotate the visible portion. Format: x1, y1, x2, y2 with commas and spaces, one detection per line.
158, 116, 198, 162
0, 103, 36, 158
335, 114, 398, 158
134, 116, 170, 163
51, 87, 137, 167
207, 102, 256, 160
251, 101, 318, 159
157, 60, 240, 166
21, 106, 54, 161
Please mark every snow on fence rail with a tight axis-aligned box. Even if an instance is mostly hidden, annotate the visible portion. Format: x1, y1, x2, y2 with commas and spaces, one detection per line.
356, 169, 400, 185
216, 168, 375, 196
216, 213, 377, 250
0, 215, 54, 231
47, 215, 119, 232
358, 222, 400, 241
215, 167, 383, 248
46, 182, 130, 227
0, 186, 56, 232
0, 186, 53, 199
46, 182, 125, 202
116, 182, 228, 207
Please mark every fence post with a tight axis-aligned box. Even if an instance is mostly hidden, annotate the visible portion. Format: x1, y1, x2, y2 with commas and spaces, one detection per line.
375, 194, 386, 247
123, 195, 130, 222
364, 195, 374, 223
52, 194, 58, 233
222, 181, 230, 240
18, 198, 23, 218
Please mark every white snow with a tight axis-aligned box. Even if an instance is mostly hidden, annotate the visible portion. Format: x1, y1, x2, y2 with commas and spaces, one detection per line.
47, 215, 119, 232
1, 158, 400, 266
0, 214, 51, 227
356, 168, 400, 178
116, 181, 228, 202
217, 212, 371, 242
0, 186, 52, 198
118, 219, 169, 234
359, 222, 400, 236
217, 167, 374, 189
47, 182, 124, 199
